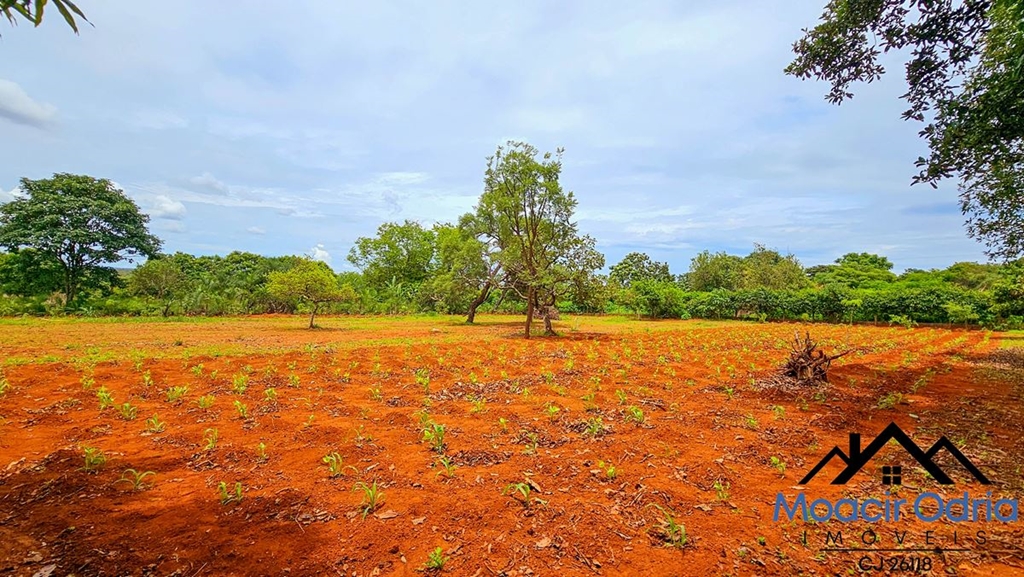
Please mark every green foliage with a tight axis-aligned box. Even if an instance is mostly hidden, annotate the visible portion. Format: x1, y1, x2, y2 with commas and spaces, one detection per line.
116, 468, 155, 491
610, 252, 673, 287
422, 422, 446, 453
82, 446, 105, 472
423, 547, 449, 571
0, 174, 161, 305
353, 481, 384, 518
322, 452, 356, 478
267, 259, 355, 328
218, 481, 243, 505
129, 257, 192, 316
650, 504, 688, 548
1, 0, 89, 33
145, 414, 165, 433
203, 428, 219, 450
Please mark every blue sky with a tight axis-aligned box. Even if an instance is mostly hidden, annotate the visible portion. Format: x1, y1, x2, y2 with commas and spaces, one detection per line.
0, 1, 989, 273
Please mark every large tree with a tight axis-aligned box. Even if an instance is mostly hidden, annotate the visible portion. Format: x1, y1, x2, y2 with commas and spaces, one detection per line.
129, 257, 192, 317
609, 252, 673, 287
473, 141, 603, 338
266, 259, 353, 329
0, 174, 161, 305
347, 220, 436, 290
787, 0, 1024, 259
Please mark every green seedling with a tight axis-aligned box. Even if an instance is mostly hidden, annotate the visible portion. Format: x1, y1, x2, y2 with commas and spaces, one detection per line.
145, 414, 165, 433
166, 385, 188, 403
414, 368, 430, 393
744, 414, 759, 430
498, 417, 509, 433
504, 480, 545, 508
354, 481, 384, 518
544, 403, 560, 419
583, 417, 606, 437
141, 370, 154, 387
650, 504, 688, 548
203, 428, 219, 450
770, 405, 785, 420
423, 547, 448, 571
264, 388, 277, 403
422, 422, 446, 453
436, 455, 457, 478
116, 468, 155, 491
197, 394, 215, 409
234, 400, 249, 419
82, 446, 106, 472
118, 402, 138, 421
713, 480, 730, 501
288, 374, 300, 388
218, 481, 243, 504
322, 452, 357, 478
522, 431, 539, 455
256, 442, 268, 462
79, 375, 94, 391
615, 389, 627, 405
231, 374, 248, 394
597, 460, 618, 479
624, 405, 644, 424
368, 385, 382, 401
96, 387, 114, 410
770, 456, 786, 476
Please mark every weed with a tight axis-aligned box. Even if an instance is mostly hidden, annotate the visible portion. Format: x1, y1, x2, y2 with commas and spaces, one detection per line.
322, 452, 357, 478
203, 428, 219, 450
423, 547, 448, 571
234, 400, 249, 419
82, 446, 106, 472
116, 468, 155, 491
166, 385, 189, 404
196, 395, 215, 409
218, 481, 243, 504
354, 481, 384, 518
145, 414, 166, 433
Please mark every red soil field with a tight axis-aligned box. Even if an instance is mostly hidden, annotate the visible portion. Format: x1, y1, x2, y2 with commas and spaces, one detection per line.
1, 315, 1022, 576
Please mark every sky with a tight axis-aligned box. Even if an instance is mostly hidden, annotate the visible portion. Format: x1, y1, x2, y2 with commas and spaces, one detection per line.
0, 1, 990, 273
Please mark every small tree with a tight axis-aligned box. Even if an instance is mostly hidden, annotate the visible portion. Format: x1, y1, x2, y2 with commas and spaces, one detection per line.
129, 257, 191, 317
266, 260, 352, 329
0, 174, 161, 305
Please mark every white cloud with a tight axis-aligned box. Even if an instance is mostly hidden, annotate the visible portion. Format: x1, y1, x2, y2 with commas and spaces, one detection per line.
148, 195, 187, 220
309, 243, 331, 265
0, 79, 57, 128
0, 187, 18, 203
189, 172, 232, 195
246, 226, 266, 235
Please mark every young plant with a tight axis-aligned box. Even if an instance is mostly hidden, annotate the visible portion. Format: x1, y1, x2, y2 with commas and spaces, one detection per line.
116, 468, 155, 491
583, 417, 606, 438
118, 402, 138, 421
436, 455, 457, 479
145, 414, 166, 433
218, 481, 243, 504
414, 368, 430, 393
469, 396, 487, 415
141, 370, 154, 387
422, 422, 446, 453
82, 446, 106, 472
322, 452, 356, 478
287, 373, 301, 388
263, 388, 277, 403
423, 547, 448, 571
650, 504, 688, 548
770, 405, 786, 420
203, 428, 219, 450
368, 384, 383, 401
233, 400, 249, 419
744, 414, 759, 430
615, 389, 627, 405
597, 460, 618, 479
713, 480, 730, 501
497, 417, 509, 433
96, 387, 115, 410
197, 395, 215, 409
256, 442, 268, 462
543, 402, 560, 420
769, 456, 786, 476
166, 385, 189, 404
624, 405, 644, 424
354, 481, 384, 518
231, 374, 249, 394
504, 480, 545, 508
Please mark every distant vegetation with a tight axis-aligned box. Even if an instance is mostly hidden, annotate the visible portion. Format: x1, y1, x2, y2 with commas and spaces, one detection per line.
2, 149, 1022, 331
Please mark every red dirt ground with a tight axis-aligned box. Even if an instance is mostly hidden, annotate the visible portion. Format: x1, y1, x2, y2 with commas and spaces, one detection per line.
0, 315, 1022, 576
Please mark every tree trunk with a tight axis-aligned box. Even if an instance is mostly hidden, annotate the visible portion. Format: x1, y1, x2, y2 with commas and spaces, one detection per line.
542, 294, 557, 335
524, 286, 535, 339
308, 303, 319, 329
466, 281, 491, 324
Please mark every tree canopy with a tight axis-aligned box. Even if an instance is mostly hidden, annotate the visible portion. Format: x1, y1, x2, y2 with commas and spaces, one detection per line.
787, 0, 1024, 260
1, 0, 89, 33
0, 174, 161, 305
266, 259, 354, 328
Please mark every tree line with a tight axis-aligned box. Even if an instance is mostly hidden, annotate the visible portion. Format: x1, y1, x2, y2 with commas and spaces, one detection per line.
2, 146, 1023, 334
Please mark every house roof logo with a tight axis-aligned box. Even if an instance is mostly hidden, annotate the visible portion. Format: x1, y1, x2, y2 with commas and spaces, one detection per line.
799, 422, 991, 485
